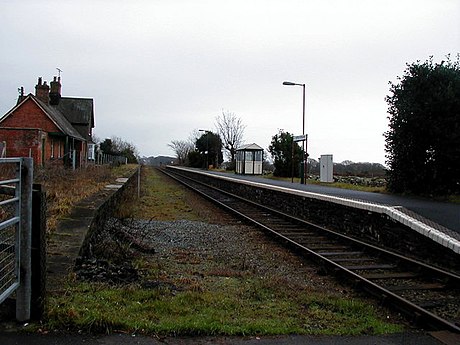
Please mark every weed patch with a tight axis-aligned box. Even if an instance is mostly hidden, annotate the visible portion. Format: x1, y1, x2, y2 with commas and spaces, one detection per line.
46, 278, 402, 336
35, 163, 137, 233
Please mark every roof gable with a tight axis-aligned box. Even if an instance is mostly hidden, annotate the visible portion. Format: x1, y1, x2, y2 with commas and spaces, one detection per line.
0, 94, 85, 141
237, 143, 264, 151
0, 93, 32, 123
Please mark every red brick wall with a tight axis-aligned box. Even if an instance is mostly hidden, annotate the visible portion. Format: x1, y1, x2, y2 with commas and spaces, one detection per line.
1, 98, 61, 133
0, 129, 72, 166
0, 128, 42, 165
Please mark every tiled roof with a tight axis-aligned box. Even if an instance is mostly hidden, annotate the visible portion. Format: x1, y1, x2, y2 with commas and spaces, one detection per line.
56, 97, 94, 126
34, 97, 86, 141
54, 97, 94, 140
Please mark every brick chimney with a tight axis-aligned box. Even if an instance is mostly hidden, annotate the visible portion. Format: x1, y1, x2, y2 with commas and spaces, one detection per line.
35, 77, 49, 104
49, 76, 62, 105
16, 86, 25, 105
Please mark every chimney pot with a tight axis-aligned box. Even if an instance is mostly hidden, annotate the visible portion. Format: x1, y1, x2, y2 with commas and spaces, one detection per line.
49, 75, 62, 105
35, 77, 50, 104
16, 86, 25, 104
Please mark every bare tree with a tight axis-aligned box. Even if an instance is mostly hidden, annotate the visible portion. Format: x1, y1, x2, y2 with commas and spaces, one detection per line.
189, 129, 203, 144
168, 139, 194, 165
215, 110, 245, 163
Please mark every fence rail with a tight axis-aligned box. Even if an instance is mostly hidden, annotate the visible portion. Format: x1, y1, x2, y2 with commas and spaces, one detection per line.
0, 158, 22, 305
94, 152, 128, 166
0, 157, 33, 321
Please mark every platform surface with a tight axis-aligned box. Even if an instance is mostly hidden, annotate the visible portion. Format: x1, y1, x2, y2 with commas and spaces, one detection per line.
207, 171, 460, 237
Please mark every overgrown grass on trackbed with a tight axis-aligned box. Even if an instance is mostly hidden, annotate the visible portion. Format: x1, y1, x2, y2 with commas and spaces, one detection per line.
44, 167, 403, 336
47, 280, 401, 336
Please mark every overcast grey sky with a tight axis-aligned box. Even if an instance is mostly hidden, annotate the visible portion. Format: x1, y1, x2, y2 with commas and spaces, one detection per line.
1, 0, 459, 164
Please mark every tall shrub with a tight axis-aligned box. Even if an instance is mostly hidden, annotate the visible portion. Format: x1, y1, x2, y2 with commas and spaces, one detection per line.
384, 56, 460, 195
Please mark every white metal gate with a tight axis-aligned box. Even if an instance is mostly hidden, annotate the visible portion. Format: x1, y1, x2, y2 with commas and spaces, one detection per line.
0, 157, 33, 321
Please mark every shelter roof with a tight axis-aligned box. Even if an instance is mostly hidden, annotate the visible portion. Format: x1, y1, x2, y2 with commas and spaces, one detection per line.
236, 143, 264, 151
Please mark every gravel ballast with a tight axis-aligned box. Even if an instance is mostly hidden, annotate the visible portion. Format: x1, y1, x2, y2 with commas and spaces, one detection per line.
78, 216, 358, 299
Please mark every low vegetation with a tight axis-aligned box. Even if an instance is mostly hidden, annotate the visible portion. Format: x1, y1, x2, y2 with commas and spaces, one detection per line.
47, 279, 400, 335
34, 163, 138, 233
35, 164, 110, 233
263, 174, 386, 193
308, 179, 386, 193
44, 167, 404, 336
128, 166, 200, 221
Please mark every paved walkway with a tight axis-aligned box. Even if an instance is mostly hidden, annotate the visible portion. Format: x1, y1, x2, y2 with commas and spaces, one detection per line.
0, 331, 454, 345
46, 188, 113, 291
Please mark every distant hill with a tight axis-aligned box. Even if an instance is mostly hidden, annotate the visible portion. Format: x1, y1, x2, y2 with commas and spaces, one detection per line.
139, 156, 178, 167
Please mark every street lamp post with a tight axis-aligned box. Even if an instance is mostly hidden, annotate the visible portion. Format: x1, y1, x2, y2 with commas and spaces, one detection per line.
199, 129, 210, 169
283, 81, 307, 184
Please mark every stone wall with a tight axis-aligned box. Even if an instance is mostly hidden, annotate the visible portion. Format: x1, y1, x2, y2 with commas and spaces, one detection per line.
79, 168, 139, 258
171, 168, 459, 273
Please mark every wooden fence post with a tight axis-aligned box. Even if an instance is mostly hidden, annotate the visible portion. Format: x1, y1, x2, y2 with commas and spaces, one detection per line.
31, 183, 46, 319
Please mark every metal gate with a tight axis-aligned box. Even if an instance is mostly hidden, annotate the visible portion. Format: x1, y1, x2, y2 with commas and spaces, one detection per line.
0, 157, 33, 321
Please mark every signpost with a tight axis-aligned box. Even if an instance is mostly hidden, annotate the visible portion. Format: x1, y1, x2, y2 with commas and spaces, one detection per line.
291, 134, 308, 184
293, 134, 307, 142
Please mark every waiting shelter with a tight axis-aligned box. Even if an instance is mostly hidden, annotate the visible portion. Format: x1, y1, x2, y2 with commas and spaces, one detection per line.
235, 143, 264, 175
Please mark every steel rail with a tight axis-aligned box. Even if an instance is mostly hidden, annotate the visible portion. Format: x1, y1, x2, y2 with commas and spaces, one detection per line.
162, 168, 459, 279
160, 167, 460, 333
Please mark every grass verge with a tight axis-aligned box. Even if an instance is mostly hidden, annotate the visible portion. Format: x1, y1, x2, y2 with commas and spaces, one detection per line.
47, 278, 402, 336
309, 180, 387, 193
35, 163, 138, 233
263, 174, 386, 193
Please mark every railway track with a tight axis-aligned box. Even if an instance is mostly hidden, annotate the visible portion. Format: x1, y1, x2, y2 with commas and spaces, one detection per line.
160, 167, 460, 334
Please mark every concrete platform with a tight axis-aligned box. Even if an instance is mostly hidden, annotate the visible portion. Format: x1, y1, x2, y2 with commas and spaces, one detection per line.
172, 167, 460, 255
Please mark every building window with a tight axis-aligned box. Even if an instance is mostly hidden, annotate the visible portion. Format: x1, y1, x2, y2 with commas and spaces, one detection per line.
50, 139, 54, 158
0, 141, 6, 158
88, 143, 95, 160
